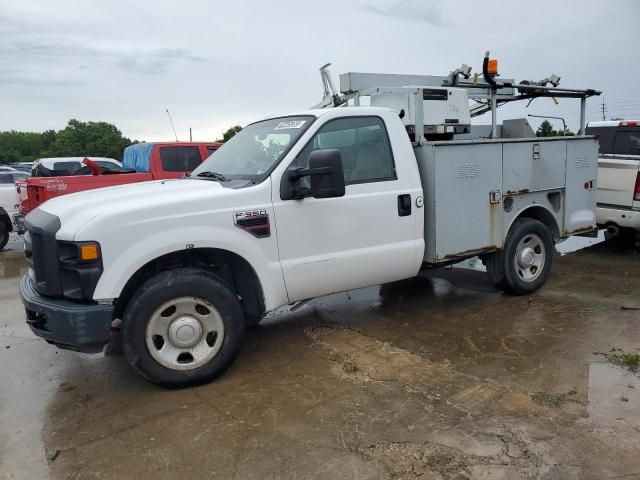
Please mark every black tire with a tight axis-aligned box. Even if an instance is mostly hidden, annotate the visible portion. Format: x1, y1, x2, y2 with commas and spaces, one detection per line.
485, 252, 506, 289
0, 221, 9, 251
122, 268, 245, 388
500, 218, 554, 295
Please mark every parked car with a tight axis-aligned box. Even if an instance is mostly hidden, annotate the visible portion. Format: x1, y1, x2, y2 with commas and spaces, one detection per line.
16, 143, 221, 216
0, 170, 29, 249
30, 157, 123, 177
586, 120, 640, 241
8, 162, 33, 173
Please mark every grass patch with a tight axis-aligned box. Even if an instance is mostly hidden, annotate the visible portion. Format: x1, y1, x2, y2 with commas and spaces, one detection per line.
341, 359, 358, 374
531, 388, 579, 408
609, 352, 640, 372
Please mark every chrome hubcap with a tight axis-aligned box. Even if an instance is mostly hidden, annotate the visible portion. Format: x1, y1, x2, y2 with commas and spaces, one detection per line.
518, 247, 536, 268
514, 234, 546, 283
145, 297, 225, 371
168, 316, 203, 348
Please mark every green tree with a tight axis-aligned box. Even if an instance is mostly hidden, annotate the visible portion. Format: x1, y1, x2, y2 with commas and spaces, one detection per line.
0, 121, 136, 165
536, 120, 555, 137
44, 119, 134, 161
216, 125, 242, 143
0, 131, 46, 163
535, 120, 574, 137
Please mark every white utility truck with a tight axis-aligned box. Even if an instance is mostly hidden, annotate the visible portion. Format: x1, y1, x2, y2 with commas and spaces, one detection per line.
20, 54, 601, 387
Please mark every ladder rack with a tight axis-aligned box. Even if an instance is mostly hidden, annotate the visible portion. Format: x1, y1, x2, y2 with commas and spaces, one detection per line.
313, 54, 601, 139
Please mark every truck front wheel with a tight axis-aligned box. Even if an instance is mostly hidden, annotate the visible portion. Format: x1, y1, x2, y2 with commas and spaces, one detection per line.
122, 268, 245, 388
495, 218, 554, 295
0, 221, 9, 250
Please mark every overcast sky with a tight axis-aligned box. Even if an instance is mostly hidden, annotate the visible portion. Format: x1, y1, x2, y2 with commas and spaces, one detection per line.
1, 0, 639, 141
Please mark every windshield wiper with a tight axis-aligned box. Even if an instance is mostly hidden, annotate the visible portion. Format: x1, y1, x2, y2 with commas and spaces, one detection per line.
196, 171, 229, 182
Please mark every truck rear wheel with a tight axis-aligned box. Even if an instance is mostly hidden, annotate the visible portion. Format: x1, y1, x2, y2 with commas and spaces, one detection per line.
500, 218, 553, 295
122, 268, 245, 388
485, 252, 506, 289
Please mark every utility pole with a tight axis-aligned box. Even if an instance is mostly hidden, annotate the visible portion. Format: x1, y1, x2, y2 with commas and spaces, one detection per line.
601, 99, 606, 121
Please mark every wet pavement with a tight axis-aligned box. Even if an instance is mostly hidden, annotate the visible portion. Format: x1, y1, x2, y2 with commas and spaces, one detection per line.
1, 239, 640, 479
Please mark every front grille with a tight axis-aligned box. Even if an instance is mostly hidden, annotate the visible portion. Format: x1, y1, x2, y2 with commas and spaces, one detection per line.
24, 230, 33, 268
24, 210, 62, 297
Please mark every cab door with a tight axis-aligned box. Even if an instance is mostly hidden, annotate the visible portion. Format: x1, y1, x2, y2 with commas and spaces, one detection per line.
272, 115, 422, 302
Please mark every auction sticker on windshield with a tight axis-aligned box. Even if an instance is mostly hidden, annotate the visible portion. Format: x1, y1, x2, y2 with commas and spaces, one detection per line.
274, 120, 306, 130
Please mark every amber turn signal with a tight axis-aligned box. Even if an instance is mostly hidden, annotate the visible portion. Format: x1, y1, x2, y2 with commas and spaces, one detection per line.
80, 244, 99, 261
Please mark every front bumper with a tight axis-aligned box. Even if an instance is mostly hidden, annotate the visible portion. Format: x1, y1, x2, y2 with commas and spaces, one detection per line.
20, 275, 113, 353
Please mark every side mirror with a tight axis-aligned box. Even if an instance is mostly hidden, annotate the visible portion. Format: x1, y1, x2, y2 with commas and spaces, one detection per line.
281, 149, 345, 200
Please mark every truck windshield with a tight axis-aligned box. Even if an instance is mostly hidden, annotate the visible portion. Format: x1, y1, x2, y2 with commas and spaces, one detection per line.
192, 116, 314, 183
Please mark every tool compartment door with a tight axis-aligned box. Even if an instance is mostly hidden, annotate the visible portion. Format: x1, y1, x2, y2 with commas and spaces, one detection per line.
502, 140, 566, 193
565, 138, 598, 234
431, 143, 503, 260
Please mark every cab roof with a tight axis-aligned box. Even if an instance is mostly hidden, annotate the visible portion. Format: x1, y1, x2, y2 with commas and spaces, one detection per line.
262, 106, 395, 121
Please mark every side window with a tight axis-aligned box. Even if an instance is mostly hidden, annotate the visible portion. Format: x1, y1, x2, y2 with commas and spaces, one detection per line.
294, 116, 396, 184
159, 146, 202, 172
206, 146, 219, 156
52, 161, 81, 175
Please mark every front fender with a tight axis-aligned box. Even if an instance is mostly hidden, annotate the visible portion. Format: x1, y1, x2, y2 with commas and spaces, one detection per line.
91, 224, 288, 312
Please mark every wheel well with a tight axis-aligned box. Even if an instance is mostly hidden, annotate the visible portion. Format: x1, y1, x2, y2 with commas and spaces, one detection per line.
114, 248, 265, 323
515, 206, 560, 242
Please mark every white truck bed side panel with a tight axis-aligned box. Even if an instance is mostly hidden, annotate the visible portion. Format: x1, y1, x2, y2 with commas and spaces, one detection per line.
414, 146, 437, 260
564, 138, 599, 234
503, 141, 566, 193
417, 143, 502, 263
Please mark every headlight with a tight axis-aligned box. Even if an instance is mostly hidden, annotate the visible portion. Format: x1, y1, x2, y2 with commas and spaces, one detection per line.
58, 241, 103, 300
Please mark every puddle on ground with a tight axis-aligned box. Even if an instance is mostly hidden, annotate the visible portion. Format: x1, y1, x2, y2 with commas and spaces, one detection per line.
0, 250, 28, 278
587, 361, 640, 428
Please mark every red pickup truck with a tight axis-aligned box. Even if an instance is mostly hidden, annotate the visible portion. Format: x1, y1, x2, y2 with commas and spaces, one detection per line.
16, 142, 221, 226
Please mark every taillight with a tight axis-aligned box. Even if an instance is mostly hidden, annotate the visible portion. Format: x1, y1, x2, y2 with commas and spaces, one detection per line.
620, 121, 640, 127
634, 172, 640, 202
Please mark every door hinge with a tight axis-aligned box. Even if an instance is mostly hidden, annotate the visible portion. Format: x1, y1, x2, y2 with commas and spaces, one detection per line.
489, 190, 502, 204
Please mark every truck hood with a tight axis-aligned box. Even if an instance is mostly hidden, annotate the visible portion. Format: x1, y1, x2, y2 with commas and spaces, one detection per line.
35, 179, 230, 240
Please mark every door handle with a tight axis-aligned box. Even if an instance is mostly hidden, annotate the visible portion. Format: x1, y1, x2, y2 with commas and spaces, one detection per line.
397, 194, 411, 217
